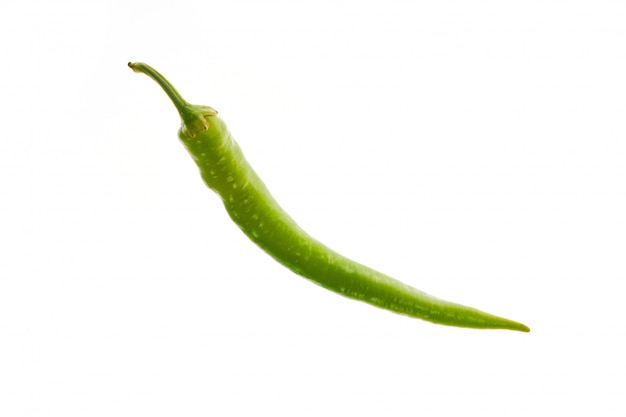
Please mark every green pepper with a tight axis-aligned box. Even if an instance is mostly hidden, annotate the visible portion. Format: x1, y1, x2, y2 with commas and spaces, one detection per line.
129, 62, 529, 332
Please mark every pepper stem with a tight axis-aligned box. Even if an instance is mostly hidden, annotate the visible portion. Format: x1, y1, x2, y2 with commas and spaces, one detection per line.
128, 62, 218, 138
128, 62, 192, 117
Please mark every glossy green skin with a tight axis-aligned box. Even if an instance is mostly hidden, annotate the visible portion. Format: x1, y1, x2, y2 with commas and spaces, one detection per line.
129, 62, 529, 332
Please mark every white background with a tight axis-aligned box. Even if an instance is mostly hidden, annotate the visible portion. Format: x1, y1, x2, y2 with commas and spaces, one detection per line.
1, 1, 625, 415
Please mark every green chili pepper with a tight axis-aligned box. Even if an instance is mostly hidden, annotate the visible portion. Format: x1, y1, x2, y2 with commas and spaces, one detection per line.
128, 62, 529, 332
